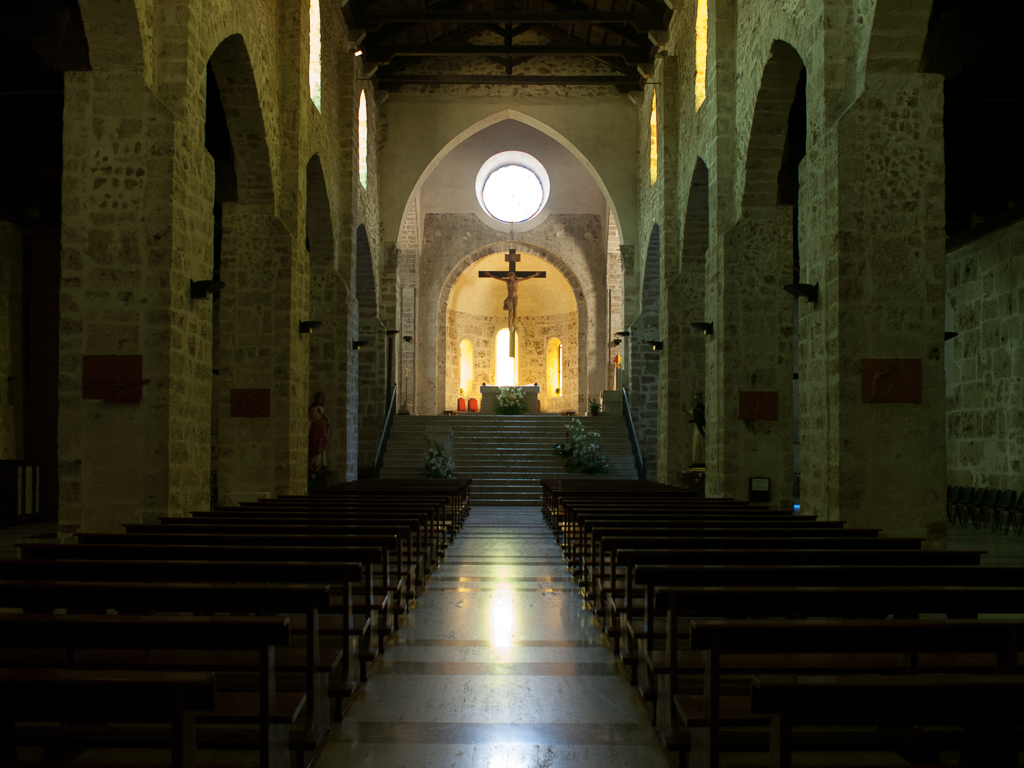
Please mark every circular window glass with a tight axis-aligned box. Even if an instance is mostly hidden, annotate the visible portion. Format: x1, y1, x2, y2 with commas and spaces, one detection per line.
480, 165, 544, 223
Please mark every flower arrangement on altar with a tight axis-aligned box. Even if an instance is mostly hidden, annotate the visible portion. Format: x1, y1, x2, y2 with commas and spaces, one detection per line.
553, 418, 609, 475
494, 385, 527, 415
424, 441, 456, 479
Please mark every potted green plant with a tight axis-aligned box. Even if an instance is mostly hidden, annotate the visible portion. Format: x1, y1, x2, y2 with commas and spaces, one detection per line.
588, 397, 601, 416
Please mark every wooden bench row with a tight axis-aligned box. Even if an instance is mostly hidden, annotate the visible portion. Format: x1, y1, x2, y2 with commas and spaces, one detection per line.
541, 478, 1024, 768
0, 478, 472, 768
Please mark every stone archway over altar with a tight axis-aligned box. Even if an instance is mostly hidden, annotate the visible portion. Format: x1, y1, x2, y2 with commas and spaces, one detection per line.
439, 247, 581, 414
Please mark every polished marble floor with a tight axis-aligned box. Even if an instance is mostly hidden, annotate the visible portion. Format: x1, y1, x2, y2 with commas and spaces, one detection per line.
317, 506, 669, 768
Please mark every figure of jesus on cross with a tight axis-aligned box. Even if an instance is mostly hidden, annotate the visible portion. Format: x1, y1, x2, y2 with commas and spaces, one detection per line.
479, 248, 546, 356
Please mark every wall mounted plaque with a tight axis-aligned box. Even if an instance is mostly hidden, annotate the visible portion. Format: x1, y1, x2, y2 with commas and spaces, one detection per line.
861, 359, 922, 403
82, 355, 149, 403
230, 389, 272, 417
738, 390, 779, 420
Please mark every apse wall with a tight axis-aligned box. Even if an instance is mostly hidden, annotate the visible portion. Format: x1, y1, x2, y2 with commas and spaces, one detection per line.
445, 310, 579, 413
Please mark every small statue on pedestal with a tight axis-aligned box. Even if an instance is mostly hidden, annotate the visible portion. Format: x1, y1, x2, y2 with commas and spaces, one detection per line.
689, 391, 705, 468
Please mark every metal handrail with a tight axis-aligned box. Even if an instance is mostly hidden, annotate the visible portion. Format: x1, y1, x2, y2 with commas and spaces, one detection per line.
621, 388, 647, 480
371, 385, 398, 478
0, 460, 43, 527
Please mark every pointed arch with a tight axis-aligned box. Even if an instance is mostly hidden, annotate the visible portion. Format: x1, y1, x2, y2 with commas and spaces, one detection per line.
740, 41, 806, 210
208, 34, 274, 206
683, 159, 710, 266
392, 110, 629, 247
867, 0, 933, 73
305, 155, 334, 270
431, 242, 588, 415
641, 223, 661, 315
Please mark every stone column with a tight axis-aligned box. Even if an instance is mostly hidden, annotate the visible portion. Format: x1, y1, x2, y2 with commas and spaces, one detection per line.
216, 205, 304, 503
705, 207, 795, 507
58, 67, 179, 534
800, 72, 946, 544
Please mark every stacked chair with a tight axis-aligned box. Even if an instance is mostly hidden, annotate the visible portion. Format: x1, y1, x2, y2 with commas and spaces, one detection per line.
947, 484, 1023, 534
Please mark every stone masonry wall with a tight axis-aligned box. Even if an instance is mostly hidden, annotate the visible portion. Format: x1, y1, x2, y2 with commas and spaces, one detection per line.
0, 222, 25, 460
58, 0, 373, 531
447, 310, 578, 413
946, 220, 1024, 490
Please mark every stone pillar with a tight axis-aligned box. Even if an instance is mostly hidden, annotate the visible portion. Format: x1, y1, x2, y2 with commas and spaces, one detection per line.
0, 222, 25, 460
309, 271, 359, 482
800, 72, 946, 544
58, 67, 179, 534
705, 207, 794, 507
216, 205, 305, 503
660, 262, 706, 484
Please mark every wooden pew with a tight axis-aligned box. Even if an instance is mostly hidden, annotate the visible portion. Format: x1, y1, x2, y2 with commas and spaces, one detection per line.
177, 512, 440, 589
0, 558, 359, 708
0, 614, 288, 768
611, 551, 988, 673
74, 532, 397, 657
124, 523, 416, 611
0, 668, 216, 768
688, 618, 1024, 768
221, 501, 451, 567
750, 673, 1024, 768
19, 543, 379, 683
654, 583, 1024, 718
152, 516, 431, 596
0, 583, 331, 768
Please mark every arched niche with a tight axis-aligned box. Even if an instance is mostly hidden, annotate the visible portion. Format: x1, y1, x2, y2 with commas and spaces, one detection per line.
434, 246, 583, 414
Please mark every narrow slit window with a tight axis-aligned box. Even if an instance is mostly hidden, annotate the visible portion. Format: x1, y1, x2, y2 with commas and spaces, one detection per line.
650, 91, 658, 185
547, 338, 563, 396
358, 90, 368, 188
496, 328, 519, 386
309, 0, 322, 112
460, 339, 474, 396
695, 0, 708, 111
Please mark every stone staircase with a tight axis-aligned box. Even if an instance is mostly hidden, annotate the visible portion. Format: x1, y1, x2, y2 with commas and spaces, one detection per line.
379, 414, 639, 505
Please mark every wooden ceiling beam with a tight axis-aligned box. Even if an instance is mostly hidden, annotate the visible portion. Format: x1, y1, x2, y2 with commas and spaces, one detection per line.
374, 73, 642, 87
356, 10, 665, 29
362, 43, 649, 63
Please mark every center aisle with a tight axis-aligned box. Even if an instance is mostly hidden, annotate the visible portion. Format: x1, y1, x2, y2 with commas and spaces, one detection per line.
319, 506, 669, 767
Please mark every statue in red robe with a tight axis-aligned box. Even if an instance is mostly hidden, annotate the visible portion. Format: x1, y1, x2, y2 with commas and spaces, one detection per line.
308, 393, 330, 477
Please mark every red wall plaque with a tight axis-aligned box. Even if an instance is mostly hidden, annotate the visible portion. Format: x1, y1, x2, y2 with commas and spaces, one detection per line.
230, 389, 271, 417
861, 359, 922, 403
82, 355, 149, 403
738, 390, 779, 420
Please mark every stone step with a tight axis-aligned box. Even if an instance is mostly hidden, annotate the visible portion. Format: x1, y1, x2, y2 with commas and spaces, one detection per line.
380, 414, 639, 484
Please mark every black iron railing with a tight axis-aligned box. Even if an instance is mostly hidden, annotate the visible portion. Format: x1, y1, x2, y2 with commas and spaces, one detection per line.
372, 385, 398, 478
0, 460, 44, 527
621, 388, 647, 480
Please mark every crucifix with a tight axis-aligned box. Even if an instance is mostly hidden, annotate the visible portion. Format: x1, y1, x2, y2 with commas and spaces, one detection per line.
478, 248, 546, 357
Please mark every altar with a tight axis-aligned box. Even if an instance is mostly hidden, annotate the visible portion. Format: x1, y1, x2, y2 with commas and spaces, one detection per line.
479, 384, 540, 414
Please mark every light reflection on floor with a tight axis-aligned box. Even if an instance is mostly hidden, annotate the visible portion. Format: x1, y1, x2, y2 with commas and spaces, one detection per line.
318, 506, 668, 768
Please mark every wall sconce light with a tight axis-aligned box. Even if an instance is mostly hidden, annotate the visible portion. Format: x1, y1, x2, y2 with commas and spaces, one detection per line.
352, 340, 368, 350
783, 282, 819, 303
650, 341, 664, 351
944, 331, 958, 341
691, 322, 714, 336
299, 321, 322, 335
615, 331, 631, 337
403, 335, 413, 342
190, 279, 226, 299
